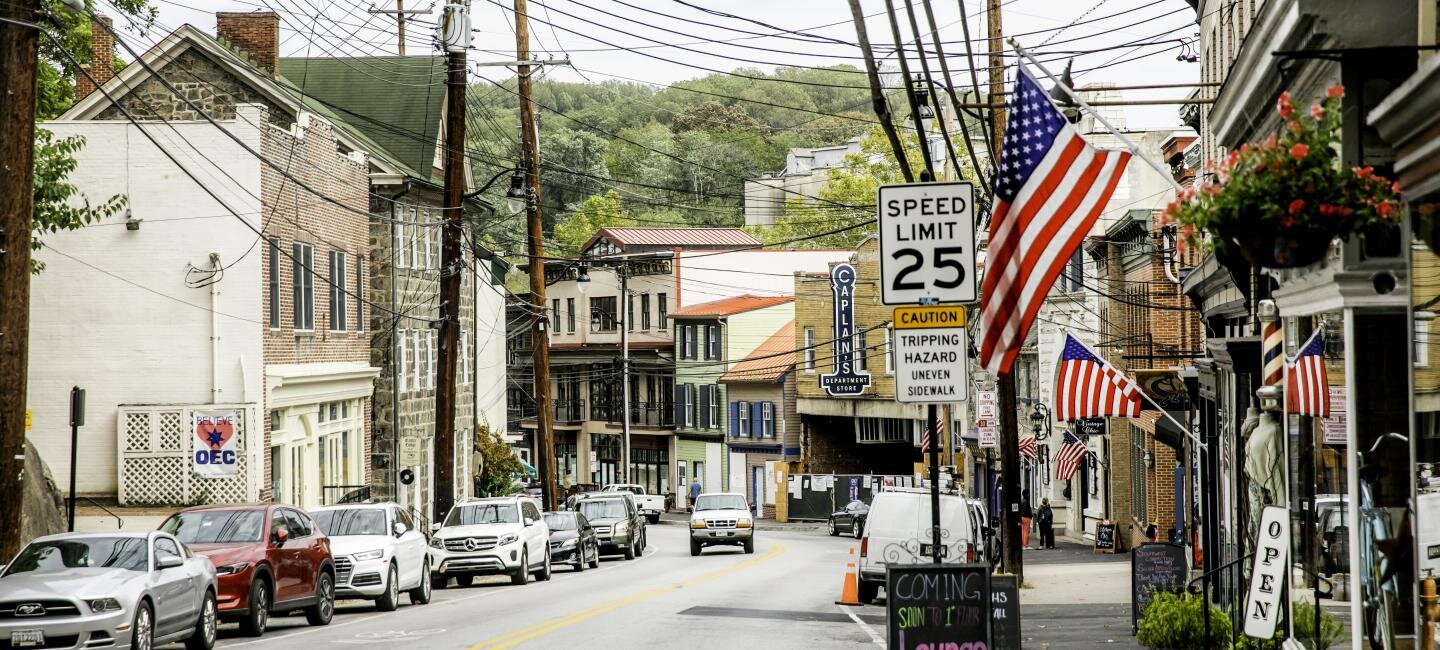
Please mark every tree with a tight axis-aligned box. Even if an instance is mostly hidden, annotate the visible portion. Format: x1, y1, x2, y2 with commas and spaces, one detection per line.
553, 190, 635, 257
671, 101, 764, 134
538, 126, 611, 232
472, 424, 526, 498
32, 129, 127, 273
37, 0, 155, 120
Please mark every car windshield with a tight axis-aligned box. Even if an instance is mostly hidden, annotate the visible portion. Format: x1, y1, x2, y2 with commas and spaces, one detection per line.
695, 495, 747, 511
578, 499, 628, 520
161, 510, 265, 544
312, 509, 388, 536
543, 513, 577, 531
611, 486, 641, 494
4, 537, 148, 575
446, 504, 518, 526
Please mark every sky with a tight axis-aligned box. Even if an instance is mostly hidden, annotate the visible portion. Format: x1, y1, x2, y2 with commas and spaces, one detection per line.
120, 0, 1201, 130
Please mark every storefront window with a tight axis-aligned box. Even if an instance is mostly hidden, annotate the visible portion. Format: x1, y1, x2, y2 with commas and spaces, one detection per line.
556, 442, 578, 486
630, 447, 669, 497
593, 434, 620, 485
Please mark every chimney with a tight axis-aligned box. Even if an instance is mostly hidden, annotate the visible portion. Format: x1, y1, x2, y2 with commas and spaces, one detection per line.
216, 11, 280, 76
75, 16, 114, 102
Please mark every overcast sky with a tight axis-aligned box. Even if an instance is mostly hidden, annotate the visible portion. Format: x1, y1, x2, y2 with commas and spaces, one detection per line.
124, 0, 1200, 129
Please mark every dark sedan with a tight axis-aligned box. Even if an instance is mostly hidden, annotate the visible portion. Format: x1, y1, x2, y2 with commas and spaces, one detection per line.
828, 500, 869, 538
543, 512, 600, 572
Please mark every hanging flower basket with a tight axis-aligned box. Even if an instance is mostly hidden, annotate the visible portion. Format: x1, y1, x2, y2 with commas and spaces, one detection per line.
1163, 85, 1402, 269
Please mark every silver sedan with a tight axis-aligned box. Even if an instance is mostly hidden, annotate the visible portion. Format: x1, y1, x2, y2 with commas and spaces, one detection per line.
0, 531, 218, 650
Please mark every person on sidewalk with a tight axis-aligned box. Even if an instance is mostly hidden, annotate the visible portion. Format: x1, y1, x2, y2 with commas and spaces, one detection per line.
1020, 490, 1034, 549
688, 479, 702, 512
1037, 498, 1055, 549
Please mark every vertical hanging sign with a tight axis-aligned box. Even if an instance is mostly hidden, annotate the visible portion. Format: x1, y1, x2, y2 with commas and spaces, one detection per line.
820, 263, 871, 396
193, 410, 240, 478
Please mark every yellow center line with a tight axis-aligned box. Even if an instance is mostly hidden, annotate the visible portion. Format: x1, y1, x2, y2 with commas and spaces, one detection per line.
466, 543, 787, 650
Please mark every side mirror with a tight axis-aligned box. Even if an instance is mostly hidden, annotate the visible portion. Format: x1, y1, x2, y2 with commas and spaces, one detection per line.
273, 528, 289, 545
157, 554, 184, 570
431, 523, 442, 533
393, 522, 407, 537
525, 518, 536, 527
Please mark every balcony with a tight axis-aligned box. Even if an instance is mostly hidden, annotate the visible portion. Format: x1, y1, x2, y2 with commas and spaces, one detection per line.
555, 398, 585, 423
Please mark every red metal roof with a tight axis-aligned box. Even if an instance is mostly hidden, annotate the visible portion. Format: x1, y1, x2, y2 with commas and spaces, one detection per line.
720, 322, 796, 383
581, 227, 760, 254
668, 295, 794, 318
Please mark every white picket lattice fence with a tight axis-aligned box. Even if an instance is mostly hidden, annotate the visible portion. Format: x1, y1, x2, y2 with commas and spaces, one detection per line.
117, 403, 258, 506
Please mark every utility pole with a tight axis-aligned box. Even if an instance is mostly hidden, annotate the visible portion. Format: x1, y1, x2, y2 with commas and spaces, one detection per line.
516, 0, 557, 512
0, 0, 40, 561
433, 0, 468, 520
368, 1, 432, 56
620, 268, 631, 483
987, 0, 1023, 584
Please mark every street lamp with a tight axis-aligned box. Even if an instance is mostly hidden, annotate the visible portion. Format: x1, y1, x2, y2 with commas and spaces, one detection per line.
911, 75, 936, 135
505, 174, 527, 216
1029, 402, 1052, 441
574, 264, 591, 294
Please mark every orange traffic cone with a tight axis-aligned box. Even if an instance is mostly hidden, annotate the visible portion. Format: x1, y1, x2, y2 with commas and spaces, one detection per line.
836, 547, 862, 606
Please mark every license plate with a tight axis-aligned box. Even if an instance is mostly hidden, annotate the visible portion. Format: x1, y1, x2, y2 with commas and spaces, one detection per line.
11, 630, 44, 647
919, 544, 948, 559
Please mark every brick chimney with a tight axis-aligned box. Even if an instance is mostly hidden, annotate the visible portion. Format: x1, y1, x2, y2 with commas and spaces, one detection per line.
216, 11, 280, 75
75, 16, 114, 102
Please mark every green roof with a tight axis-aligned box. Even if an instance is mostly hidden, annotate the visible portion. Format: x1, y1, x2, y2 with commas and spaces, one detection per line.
278, 56, 447, 181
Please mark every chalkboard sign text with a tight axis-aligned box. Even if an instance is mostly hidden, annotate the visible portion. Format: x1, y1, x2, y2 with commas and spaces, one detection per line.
887, 564, 992, 650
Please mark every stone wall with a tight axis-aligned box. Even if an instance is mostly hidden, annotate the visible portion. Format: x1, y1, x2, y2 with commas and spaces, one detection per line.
96, 48, 289, 126
22, 439, 67, 544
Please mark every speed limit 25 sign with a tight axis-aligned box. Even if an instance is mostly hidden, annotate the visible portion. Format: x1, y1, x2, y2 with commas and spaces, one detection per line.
878, 182, 977, 305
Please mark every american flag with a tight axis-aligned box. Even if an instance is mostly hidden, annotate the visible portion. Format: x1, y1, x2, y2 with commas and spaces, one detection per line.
1286, 329, 1330, 417
1054, 430, 1087, 481
1055, 333, 1142, 421
1018, 434, 1037, 460
978, 68, 1132, 374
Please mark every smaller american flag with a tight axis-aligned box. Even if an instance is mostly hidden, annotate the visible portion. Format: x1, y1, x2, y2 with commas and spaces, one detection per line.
1018, 434, 1037, 460
1055, 333, 1143, 421
1286, 329, 1330, 417
920, 414, 945, 453
1054, 431, 1087, 482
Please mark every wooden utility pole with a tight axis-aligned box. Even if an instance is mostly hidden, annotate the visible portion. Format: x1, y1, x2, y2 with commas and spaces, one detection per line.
433, 0, 467, 520
516, 0, 557, 512
368, 1, 432, 56
987, 0, 1023, 584
846, 0, 913, 184
0, 0, 39, 560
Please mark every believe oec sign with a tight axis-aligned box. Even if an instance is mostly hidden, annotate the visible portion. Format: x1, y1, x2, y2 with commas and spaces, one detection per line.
886, 563, 992, 650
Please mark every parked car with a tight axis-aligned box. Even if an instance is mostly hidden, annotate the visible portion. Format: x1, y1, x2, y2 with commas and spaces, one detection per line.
576, 494, 646, 560
689, 492, 754, 556
160, 504, 335, 636
967, 499, 998, 565
602, 483, 666, 523
543, 511, 600, 571
1315, 494, 1350, 574
857, 488, 978, 603
0, 531, 218, 650
429, 496, 551, 588
310, 503, 431, 611
563, 491, 606, 512
828, 500, 869, 538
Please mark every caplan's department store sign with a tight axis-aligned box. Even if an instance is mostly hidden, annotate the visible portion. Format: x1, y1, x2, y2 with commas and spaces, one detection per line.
820, 262, 872, 397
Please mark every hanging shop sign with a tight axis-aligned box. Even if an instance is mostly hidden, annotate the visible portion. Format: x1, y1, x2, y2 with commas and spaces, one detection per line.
193, 410, 240, 478
820, 262, 871, 396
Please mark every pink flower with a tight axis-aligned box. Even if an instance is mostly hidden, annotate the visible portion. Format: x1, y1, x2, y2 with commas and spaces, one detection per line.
1327, 84, 1345, 100
1288, 198, 1306, 215
1378, 202, 1395, 219
1281, 215, 1296, 228
1354, 165, 1375, 178
1310, 103, 1324, 119
1393, 181, 1403, 194
1290, 143, 1309, 160
1265, 133, 1278, 148
1277, 91, 1294, 117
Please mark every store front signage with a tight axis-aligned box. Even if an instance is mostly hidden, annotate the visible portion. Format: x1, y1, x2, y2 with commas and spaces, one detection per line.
1243, 506, 1290, 639
820, 263, 871, 396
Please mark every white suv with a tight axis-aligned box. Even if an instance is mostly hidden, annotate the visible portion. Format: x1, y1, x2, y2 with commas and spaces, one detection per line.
429, 496, 551, 588
310, 502, 432, 611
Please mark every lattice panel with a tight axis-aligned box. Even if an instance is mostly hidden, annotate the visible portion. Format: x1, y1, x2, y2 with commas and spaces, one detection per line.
157, 411, 184, 451
192, 452, 248, 503
121, 456, 186, 505
124, 412, 151, 451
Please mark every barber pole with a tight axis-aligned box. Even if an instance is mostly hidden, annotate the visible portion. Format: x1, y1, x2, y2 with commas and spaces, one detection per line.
1256, 300, 1284, 412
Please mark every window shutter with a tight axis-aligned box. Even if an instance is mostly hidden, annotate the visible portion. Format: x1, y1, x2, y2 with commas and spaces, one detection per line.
751, 402, 764, 438
729, 402, 740, 437
699, 385, 711, 429
674, 385, 687, 427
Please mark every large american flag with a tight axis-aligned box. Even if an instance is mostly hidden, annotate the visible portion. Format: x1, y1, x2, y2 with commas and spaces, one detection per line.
1286, 329, 1330, 417
978, 68, 1132, 374
1054, 430, 1087, 481
1054, 333, 1142, 421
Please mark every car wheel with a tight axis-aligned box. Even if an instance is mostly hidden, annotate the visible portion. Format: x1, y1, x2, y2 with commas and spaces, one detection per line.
828, 519, 838, 536
648, 514, 660, 524
130, 600, 154, 650
431, 573, 449, 591
690, 540, 701, 556
857, 579, 879, 604
239, 577, 269, 637
511, 548, 530, 585
744, 537, 755, 554
623, 537, 637, 560
304, 571, 335, 626
537, 548, 552, 581
588, 543, 600, 568
376, 564, 400, 612
455, 574, 474, 588
853, 520, 863, 539
184, 591, 216, 650
574, 550, 586, 572
411, 559, 433, 605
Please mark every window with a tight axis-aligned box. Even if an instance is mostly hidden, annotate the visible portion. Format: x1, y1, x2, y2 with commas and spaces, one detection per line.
684, 324, 697, 359
1064, 249, 1084, 292
589, 296, 619, 332
710, 386, 721, 429
328, 251, 347, 331
394, 221, 407, 270
291, 243, 314, 330
355, 264, 364, 331
855, 331, 867, 371
566, 298, 576, 333
885, 326, 894, 374
424, 224, 436, 269
657, 293, 668, 330
267, 237, 280, 328
318, 402, 326, 423
627, 294, 635, 331
461, 331, 470, 385
411, 330, 422, 391
707, 325, 721, 360
762, 402, 775, 437
427, 330, 437, 390
398, 330, 409, 392
855, 417, 915, 443
804, 327, 815, 372
1418, 318, 1431, 368
737, 400, 751, 435
329, 402, 339, 421
681, 384, 694, 427
641, 293, 651, 330
552, 298, 561, 332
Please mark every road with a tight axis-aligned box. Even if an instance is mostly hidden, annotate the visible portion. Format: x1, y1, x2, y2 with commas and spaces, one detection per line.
197, 525, 881, 650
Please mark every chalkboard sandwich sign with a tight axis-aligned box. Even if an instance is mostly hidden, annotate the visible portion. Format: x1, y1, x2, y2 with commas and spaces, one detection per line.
886, 563, 991, 650
1094, 520, 1117, 554
1130, 542, 1189, 633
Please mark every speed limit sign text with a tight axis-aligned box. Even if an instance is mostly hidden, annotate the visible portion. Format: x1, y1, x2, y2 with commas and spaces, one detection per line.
878, 182, 977, 305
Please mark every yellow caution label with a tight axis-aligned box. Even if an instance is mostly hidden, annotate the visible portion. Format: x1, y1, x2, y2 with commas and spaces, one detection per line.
25, 409, 32, 430
892, 305, 967, 330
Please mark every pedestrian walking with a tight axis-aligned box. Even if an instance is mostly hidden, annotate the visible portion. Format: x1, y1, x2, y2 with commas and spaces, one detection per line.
1020, 490, 1034, 549
1037, 497, 1055, 549
689, 479, 702, 512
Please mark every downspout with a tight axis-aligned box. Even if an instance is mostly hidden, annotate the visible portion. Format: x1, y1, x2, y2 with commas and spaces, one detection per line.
210, 252, 222, 403
390, 182, 412, 503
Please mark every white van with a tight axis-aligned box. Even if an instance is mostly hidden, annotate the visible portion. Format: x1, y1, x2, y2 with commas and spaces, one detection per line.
856, 488, 978, 603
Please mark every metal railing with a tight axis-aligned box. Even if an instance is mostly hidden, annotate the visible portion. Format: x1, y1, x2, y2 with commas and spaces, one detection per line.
554, 399, 585, 423
321, 484, 371, 505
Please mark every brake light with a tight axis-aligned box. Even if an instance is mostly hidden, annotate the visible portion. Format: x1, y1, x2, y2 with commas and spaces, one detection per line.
860, 536, 868, 558
966, 544, 975, 563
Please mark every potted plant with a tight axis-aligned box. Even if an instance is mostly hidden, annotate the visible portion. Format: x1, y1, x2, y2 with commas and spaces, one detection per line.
1163, 85, 1402, 268
1136, 591, 1232, 649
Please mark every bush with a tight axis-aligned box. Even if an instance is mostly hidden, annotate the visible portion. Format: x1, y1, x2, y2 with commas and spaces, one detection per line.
1292, 600, 1345, 649
1136, 591, 1232, 649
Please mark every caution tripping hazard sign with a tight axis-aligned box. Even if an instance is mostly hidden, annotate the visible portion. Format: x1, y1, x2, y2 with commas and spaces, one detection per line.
892, 306, 969, 404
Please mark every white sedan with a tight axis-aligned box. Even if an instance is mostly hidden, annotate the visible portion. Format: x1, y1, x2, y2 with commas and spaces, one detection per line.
310, 503, 432, 611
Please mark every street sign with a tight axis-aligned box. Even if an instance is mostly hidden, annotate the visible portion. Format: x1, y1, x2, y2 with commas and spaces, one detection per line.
893, 306, 969, 403
878, 182, 977, 305
977, 391, 998, 448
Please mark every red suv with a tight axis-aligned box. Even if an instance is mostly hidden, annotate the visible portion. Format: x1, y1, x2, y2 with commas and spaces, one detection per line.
159, 504, 335, 636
